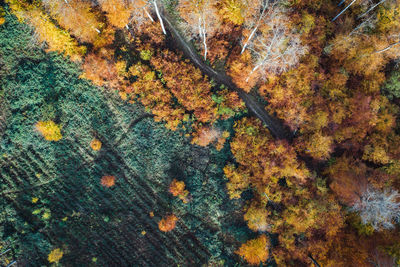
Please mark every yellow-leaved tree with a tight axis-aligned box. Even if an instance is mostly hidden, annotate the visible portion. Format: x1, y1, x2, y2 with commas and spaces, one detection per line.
236, 234, 269, 265
35, 121, 62, 141
6, 0, 86, 61
48, 248, 63, 263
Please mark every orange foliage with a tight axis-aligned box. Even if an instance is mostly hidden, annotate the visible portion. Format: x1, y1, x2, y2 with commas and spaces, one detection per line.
81, 53, 118, 87
98, 0, 133, 28
236, 234, 269, 265
169, 179, 189, 203
227, 50, 259, 92
225, 117, 309, 199
101, 175, 116, 188
150, 50, 218, 124
158, 214, 178, 232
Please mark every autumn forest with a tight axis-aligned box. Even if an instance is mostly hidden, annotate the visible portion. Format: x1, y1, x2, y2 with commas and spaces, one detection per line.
1, 0, 400, 266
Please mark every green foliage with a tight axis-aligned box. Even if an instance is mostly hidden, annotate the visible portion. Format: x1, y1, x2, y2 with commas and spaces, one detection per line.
383, 70, 400, 100
139, 49, 153, 60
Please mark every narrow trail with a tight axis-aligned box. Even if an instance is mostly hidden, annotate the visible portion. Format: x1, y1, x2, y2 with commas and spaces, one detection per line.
161, 12, 293, 140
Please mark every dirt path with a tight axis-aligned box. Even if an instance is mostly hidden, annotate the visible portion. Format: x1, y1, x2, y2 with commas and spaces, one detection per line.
161, 13, 293, 140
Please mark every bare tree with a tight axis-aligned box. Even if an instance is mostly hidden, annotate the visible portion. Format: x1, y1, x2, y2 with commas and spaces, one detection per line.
332, 0, 357, 21
241, 0, 274, 54
178, 0, 221, 60
121, 0, 166, 33
152, 0, 166, 34
244, 9, 307, 81
351, 187, 400, 230
336, 0, 400, 55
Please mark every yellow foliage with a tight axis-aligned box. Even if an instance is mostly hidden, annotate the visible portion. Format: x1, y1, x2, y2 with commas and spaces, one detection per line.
244, 203, 270, 232
377, 5, 400, 33
296, 131, 333, 160
44, 0, 101, 43
90, 138, 102, 151
48, 248, 63, 263
300, 12, 315, 34
7, 0, 86, 61
236, 235, 269, 265
98, 0, 133, 28
220, 0, 245, 25
0, 7, 5, 25
362, 143, 390, 165
224, 164, 249, 199
35, 121, 62, 141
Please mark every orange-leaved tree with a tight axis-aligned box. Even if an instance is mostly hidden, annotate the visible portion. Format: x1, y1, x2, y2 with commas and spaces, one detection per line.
236, 234, 269, 265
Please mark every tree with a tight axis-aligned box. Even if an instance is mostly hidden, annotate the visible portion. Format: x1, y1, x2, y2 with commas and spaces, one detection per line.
178, 0, 222, 60
42, 0, 101, 43
383, 69, 400, 100
7, 0, 86, 61
150, 49, 218, 124
224, 117, 309, 199
326, 156, 368, 206
35, 121, 62, 141
101, 175, 116, 187
98, 0, 135, 28
241, 3, 307, 81
351, 187, 400, 230
169, 179, 190, 203
236, 234, 269, 265
48, 248, 63, 263
244, 202, 270, 232
158, 214, 178, 232
240, 0, 273, 54
90, 138, 102, 151
80, 53, 118, 87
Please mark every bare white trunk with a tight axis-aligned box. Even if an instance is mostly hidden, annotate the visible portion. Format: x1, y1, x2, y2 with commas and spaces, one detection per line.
201, 17, 207, 60
144, 8, 154, 22
153, 0, 166, 35
375, 40, 400, 53
332, 0, 357, 21
241, 4, 268, 54
358, 0, 387, 18
241, 26, 259, 54
245, 63, 261, 82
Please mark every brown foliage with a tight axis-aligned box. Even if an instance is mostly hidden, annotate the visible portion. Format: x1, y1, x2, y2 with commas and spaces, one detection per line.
81, 53, 118, 87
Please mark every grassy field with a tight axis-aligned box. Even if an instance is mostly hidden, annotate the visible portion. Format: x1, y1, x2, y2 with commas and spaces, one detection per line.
0, 16, 250, 266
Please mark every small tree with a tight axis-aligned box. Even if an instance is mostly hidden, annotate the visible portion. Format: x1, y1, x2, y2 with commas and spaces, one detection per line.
351, 187, 400, 230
